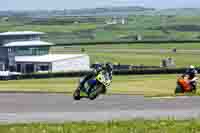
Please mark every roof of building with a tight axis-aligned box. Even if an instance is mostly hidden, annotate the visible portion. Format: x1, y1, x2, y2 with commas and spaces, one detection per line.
3, 41, 54, 47
0, 31, 45, 36
15, 54, 88, 63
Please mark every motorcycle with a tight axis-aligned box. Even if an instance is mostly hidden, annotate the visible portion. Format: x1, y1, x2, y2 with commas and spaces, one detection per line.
73, 71, 112, 100
175, 77, 198, 94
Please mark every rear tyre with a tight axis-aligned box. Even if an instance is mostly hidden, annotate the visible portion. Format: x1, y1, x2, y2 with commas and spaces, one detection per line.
73, 89, 81, 100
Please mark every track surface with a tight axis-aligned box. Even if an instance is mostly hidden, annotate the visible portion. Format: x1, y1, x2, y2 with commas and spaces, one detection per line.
0, 93, 200, 123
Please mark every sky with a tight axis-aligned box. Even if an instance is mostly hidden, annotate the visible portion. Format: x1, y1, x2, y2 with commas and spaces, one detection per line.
0, 0, 199, 11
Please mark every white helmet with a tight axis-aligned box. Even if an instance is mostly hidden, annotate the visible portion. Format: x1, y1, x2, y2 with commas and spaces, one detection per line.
189, 65, 195, 69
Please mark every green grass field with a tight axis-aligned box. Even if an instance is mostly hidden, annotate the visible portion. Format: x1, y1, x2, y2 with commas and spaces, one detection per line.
7, 24, 98, 33
1, 16, 200, 95
0, 74, 191, 96
3, 42, 200, 96
1, 15, 200, 43
1, 119, 200, 133
52, 43, 200, 67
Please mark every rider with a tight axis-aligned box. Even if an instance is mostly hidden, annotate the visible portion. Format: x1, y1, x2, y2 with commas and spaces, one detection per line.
79, 62, 113, 94
185, 65, 198, 91
177, 74, 192, 93
104, 62, 113, 80
185, 65, 198, 79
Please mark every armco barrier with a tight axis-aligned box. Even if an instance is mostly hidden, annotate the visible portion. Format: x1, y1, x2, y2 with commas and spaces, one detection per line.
113, 68, 188, 75
56, 40, 200, 46
17, 71, 92, 80
5, 67, 196, 80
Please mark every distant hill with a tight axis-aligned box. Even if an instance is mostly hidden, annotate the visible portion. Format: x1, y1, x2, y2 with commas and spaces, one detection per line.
1, 7, 200, 17
156, 8, 200, 16
66, 6, 155, 15
0, 6, 155, 17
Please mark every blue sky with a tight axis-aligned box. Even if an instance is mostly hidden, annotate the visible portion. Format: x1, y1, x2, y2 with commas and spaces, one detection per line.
1, 0, 199, 11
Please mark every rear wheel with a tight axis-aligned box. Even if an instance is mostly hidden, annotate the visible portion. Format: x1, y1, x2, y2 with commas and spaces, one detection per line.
73, 88, 81, 100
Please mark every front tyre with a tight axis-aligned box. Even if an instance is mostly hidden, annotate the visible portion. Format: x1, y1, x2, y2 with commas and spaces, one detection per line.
89, 94, 98, 100
88, 90, 98, 100
175, 84, 184, 94
89, 84, 104, 100
100, 86, 107, 95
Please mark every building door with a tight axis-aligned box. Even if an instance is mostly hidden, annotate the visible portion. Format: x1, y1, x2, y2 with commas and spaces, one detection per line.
0, 63, 5, 71
25, 64, 34, 73
16, 64, 21, 72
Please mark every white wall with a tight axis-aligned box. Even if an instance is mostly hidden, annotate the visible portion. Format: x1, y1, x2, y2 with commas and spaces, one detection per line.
52, 55, 90, 72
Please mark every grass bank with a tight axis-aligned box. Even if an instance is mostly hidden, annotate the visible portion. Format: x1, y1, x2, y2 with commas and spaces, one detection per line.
1, 119, 200, 133
0, 74, 191, 96
52, 43, 200, 67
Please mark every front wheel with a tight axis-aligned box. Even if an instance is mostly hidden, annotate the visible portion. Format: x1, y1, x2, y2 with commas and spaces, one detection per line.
73, 88, 81, 100
88, 89, 98, 100
100, 86, 107, 95
89, 94, 98, 100
89, 84, 104, 100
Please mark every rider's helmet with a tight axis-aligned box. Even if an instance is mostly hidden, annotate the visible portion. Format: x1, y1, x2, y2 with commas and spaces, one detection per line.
94, 64, 103, 73
188, 65, 196, 73
104, 62, 113, 73
189, 65, 195, 69
186, 65, 197, 79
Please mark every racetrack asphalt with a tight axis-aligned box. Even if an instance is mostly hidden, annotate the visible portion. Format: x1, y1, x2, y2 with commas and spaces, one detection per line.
0, 93, 200, 123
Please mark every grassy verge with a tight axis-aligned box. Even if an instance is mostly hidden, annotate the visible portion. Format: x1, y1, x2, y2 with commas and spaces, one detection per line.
52, 43, 200, 67
0, 74, 195, 96
1, 119, 200, 133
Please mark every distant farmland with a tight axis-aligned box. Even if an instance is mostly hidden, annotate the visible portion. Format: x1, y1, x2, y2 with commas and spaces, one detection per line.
1, 15, 200, 43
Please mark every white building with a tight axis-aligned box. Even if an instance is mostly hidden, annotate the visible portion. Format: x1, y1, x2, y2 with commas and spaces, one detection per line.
15, 54, 90, 73
106, 17, 127, 25
0, 31, 90, 74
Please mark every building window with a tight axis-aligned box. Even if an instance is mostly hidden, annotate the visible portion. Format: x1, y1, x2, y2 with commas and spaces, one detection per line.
40, 65, 49, 71
16, 47, 49, 56
37, 64, 49, 71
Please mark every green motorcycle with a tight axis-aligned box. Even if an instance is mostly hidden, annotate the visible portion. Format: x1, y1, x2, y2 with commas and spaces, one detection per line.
73, 71, 112, 100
